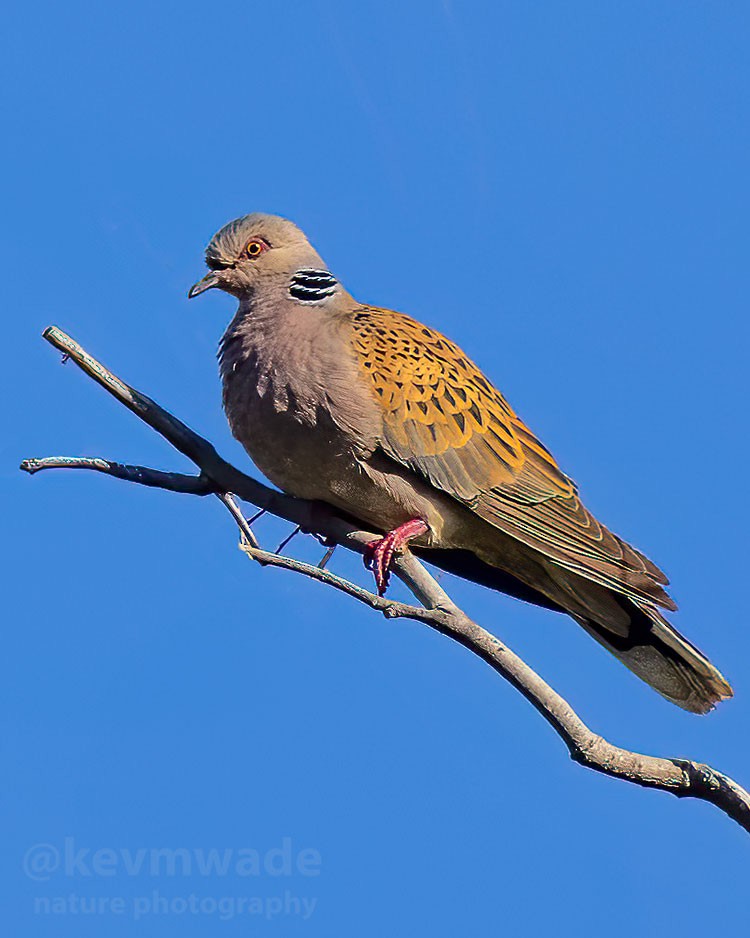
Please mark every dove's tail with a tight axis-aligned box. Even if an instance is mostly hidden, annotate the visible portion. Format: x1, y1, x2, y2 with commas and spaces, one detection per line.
573, 602, 733, 714
422, 547, 732, 714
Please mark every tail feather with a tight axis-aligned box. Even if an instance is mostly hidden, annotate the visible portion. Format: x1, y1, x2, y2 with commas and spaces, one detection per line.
538, 558, 733, 713
425, 547, 733, 714
574, 603, 733, 714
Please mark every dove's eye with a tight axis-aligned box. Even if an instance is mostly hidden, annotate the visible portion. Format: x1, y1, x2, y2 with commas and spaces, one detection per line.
245, 238, 267, 259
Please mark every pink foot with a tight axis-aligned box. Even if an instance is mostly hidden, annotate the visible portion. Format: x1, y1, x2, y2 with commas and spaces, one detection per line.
364, 519, 429, 596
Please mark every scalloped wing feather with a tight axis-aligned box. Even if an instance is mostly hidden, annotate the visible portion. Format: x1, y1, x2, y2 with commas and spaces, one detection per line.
350, 305, 672, 610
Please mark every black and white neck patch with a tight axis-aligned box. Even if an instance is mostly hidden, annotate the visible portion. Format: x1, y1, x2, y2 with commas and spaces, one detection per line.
289, 268, 338, 303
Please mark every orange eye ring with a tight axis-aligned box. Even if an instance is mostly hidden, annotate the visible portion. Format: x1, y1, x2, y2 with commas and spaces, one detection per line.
245, 239, 266, 259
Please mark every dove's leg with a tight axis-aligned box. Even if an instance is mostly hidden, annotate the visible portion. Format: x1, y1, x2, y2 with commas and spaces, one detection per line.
364, 519, 430, 596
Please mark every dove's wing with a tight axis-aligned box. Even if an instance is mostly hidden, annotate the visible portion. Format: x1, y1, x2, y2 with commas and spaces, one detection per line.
350, 305, 673, 610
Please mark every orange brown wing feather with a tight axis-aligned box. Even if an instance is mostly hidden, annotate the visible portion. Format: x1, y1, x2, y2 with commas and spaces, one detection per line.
351, 306, 672, 609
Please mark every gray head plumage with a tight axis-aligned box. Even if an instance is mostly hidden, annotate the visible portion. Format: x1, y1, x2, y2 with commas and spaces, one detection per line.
189, 213, 327, 300
205, 214, 306, 269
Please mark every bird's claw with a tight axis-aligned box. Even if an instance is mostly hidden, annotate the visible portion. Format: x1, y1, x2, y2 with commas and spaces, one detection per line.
364, 533, 400, 596
363, 519, 430, 596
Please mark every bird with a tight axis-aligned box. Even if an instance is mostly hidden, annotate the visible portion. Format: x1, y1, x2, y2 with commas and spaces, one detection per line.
188, 212, 732, 714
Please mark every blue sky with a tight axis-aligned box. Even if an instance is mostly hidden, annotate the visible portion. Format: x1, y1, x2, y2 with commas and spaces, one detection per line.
3, 1, 749, 934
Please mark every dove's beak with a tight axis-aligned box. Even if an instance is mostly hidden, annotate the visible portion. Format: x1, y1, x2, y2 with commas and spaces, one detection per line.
188, 271, 222, 298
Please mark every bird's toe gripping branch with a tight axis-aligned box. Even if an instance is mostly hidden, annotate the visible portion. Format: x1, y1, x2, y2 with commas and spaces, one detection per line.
363, 519, 430, 596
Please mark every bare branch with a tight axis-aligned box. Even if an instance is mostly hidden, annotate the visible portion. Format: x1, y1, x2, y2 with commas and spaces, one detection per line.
20, 325, 750, 835
318, 544, 337, 569
20, 456, 214, 495
217, 493, 261, 550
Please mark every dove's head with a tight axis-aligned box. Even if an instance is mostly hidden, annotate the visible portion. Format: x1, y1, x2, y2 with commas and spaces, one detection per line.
188, 213, 326, 301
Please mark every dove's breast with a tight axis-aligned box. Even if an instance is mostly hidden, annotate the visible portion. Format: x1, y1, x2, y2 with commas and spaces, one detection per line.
218, 304, 474, 544
219, 307, 381, 504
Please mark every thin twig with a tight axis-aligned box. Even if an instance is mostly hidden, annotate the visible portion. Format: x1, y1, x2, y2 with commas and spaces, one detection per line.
217, 493, 261, 550
20, 456, 214, 495
19, 326, 750, 835
246, 508, 267, 526
318, 545, 337, 569
276, 525, 302, 554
